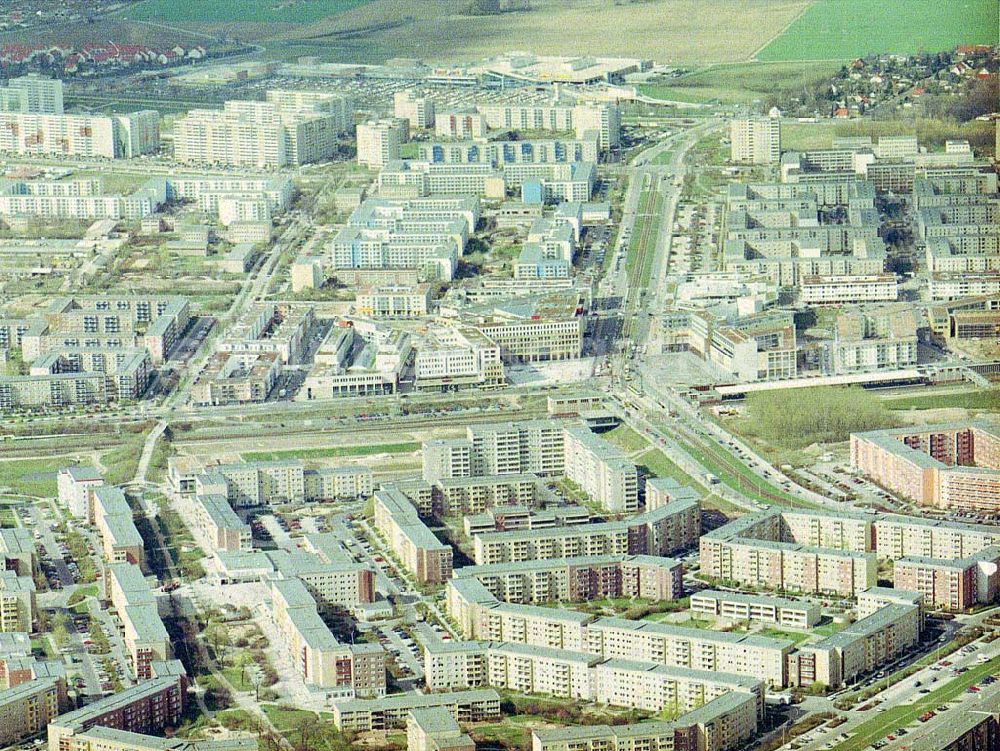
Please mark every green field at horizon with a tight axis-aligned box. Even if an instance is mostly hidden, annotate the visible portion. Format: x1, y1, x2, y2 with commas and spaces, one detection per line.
758, 0, 996, 61
126, 0, 373, 24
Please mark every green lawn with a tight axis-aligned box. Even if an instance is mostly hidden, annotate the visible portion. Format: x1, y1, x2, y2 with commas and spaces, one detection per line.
639, 60, 842, 104
0, 457, 66, 498
243, 442, 419, 462
603, 425, 651, 454
126, 0, 373, 23
884, 389, 1000, 412
758, 0, 997, 61
832, 654, 1000, 751
759, 628, 812, 645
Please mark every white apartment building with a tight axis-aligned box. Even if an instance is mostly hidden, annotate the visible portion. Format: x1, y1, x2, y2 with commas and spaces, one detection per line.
0, 178, 166, 221
800, 274, 898, 304
730, 116, 780, 165
357, 119, 409, 169
435, 111, 485, 139
174, 94, 346, 168
563, 426, 639, 513
690, 590, 820, 628
57, 466, 105, 519
394, 91, 436, 129
0, 74, 64, 114
0, 111, 159, 159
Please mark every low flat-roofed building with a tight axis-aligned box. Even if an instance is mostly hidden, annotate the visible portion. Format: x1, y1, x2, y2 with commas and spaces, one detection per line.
331, 689, 501, 731
690, 590, 820, 629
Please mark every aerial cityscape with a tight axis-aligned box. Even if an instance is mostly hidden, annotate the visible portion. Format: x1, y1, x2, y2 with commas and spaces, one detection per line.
0, 2, 997, 751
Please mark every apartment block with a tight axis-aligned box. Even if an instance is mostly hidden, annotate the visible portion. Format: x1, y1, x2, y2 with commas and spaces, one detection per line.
473, 501, 700, 565
357, 118, 409, 169
0, 677, 63, 747
874, 514, 1000, 560
175, 93, 348, 168
0, 571, 36, 633
331, 689, 501, 731
434, 111, 485, 139
452, 554, 683, 605
191, 487, 252, 552
690, 590, 820, 629
191, 351, 281, 406
563, 426, 639, 513
730, 117, 780, 165
269, 577, 385, 697
531, 691, 758, 751
57, 466, 105, 519
92, 487, 144, 568
700, 508, 877, 596
800, 273, 898, 304
788, 604, 920, 688
856, 587, 924, 630
53, 728, 257, 751
104, 564, 169, 680
645, 477, 702, 511
394, 91, 436, 129
0, 74, 65, 114
893, 547, 1000, 611
0, 177, 166, 221
0, 111, 159, 159
47, 673, 187, 751
0, 528, 35, 577
407, 707, 474, 751
373, 486, 452, 584
851, 422, 1000, 512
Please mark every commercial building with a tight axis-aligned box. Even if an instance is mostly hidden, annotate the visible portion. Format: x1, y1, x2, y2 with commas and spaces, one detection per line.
562, 426, 639, 513
373, 485, 453, 584
217, 303, 316, 365
730, 116, 780, 165
174, 92, 349, 168
825, 308, 918, 375
851, 422, 1000, 512
269, 577, 385, 697
357, 118, 409, 169
356, 284, 432, 317
690, 590, 820, 629
413, 325, 505, 391
331, 689, 501, 731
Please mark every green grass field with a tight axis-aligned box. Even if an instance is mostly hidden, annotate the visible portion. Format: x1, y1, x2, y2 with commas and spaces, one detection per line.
242, 442, 419, 462
0, 457, 68, 498
758, 0, 997, 61
126, 0, 373, 24
883, 389, 1000, 412
639, 60, 841, 105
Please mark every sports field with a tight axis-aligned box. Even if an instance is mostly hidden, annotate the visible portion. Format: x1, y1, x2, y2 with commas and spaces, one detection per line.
126, 0, 374, 24
758, 0, 997, 61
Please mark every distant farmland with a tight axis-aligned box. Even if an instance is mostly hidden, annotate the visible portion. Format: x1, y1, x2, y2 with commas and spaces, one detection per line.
125, 0, 374, 24
758, 0, 997, 61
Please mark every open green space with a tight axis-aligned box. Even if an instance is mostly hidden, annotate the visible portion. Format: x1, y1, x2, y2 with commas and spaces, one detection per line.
639, 60, 840, 105
242, 442, 419, 462
126, 0, 373, 24
884, 388, 1000, 412
603, 425, 651, 454
0, 457, 65, 498
758, 0, 997, 61
832, 654, 1000, 751
759, 628, 812, 645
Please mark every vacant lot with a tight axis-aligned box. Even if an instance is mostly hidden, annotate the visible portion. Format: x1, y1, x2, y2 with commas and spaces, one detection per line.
258, 0, 808, 64
758, 0, 997, 61
640, 60, 841, 104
